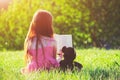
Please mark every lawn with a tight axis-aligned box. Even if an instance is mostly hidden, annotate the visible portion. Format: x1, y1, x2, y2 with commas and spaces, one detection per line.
0, 49, 120, 80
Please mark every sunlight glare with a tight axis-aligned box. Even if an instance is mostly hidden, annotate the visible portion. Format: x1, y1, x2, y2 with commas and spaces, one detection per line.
0, 0, 11, 9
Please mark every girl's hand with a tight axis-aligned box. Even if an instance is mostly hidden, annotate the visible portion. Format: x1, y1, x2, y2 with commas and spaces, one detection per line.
58, 50, 63, 58
57, 50, 63, 63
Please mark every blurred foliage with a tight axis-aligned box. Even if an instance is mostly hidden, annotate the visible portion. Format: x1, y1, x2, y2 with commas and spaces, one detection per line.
0, 0, 120, 50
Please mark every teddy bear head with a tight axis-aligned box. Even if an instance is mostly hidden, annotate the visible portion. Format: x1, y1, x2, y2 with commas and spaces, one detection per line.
62, 46, 76, 62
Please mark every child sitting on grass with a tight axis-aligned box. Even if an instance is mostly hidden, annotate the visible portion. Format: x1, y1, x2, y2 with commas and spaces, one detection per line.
21, 10, 59, 74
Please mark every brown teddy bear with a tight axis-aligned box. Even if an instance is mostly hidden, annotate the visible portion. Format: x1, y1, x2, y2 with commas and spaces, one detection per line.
59, 46, 83, 72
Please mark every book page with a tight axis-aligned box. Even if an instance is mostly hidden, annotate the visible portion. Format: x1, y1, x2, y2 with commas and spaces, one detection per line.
54, 34, 73, 53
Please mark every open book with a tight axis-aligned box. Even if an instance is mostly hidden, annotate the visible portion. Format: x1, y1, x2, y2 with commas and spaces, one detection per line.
54, 34, 73, 53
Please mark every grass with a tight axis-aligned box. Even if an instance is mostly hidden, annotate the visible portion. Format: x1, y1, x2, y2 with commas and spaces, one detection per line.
0, 48, 120, 80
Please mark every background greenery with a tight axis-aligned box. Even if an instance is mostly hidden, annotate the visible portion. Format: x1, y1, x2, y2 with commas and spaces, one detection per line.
0, 49, 120, 80
0, 0, 120, 50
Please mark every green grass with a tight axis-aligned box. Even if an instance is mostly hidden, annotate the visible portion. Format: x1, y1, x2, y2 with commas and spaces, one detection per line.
0, 49, 120, 80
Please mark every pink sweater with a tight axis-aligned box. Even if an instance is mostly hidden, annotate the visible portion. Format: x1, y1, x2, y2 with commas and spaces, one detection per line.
22, 36, 59, 73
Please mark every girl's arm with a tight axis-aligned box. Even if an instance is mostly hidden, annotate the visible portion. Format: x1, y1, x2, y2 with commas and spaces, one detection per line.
53, 45, 57, 59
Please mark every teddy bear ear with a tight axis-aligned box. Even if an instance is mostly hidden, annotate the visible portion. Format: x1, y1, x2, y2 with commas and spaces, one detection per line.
62, 46, 66, 52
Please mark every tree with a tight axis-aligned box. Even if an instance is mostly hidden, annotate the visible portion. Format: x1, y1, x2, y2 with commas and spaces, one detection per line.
0, 0, 120, 50
82, 0, 120, 48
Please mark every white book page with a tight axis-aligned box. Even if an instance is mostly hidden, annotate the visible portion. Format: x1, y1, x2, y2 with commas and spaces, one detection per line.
54, 34, 73, 53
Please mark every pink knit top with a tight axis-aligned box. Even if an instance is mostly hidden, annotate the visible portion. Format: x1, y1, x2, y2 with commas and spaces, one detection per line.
22, 36, 59, 73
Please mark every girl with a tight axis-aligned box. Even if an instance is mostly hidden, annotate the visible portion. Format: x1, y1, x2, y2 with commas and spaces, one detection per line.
21, 10, 59, 74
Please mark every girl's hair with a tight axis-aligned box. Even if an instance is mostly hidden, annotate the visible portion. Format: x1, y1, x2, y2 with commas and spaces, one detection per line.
24, 10, 53, 65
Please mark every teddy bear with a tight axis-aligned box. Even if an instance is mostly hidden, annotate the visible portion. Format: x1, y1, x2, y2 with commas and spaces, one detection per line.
59, 46, 83, 72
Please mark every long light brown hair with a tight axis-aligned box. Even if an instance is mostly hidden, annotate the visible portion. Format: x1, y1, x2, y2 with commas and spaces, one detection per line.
24, 10, 53, 64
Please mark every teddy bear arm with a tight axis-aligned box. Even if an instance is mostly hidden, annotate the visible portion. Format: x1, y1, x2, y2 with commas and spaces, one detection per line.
74, 61, 83, 71
60, 60, 68, 71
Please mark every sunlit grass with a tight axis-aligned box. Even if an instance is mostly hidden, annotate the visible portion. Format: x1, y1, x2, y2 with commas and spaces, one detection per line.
0, 49, 120, 80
